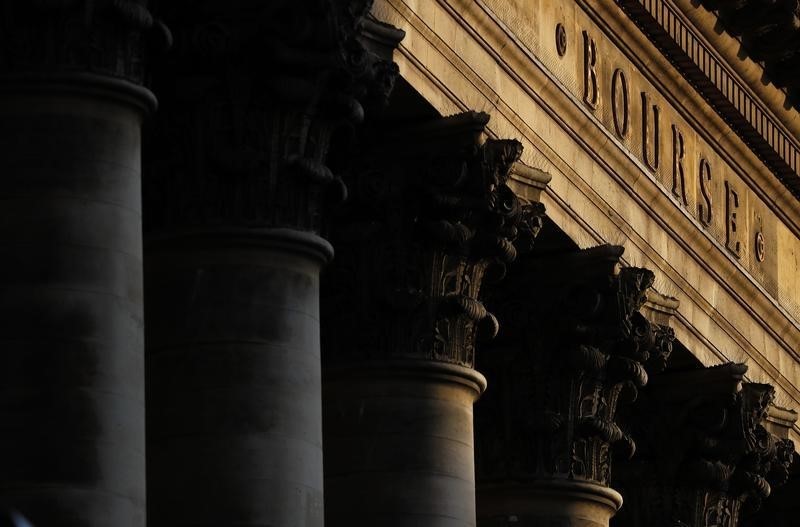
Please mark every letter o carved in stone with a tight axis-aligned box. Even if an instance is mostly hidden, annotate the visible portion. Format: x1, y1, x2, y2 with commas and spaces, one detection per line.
612, 68, 629, 138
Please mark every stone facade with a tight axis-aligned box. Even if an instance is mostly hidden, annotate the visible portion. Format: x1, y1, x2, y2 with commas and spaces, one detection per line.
0, 0, 798, 526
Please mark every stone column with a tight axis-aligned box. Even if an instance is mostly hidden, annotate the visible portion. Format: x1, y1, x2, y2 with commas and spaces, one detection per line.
613, 363, 795, 527
322, 111, 545, 527
142, 2, 401, 526
0, 3, 166, 525
475, 245, 674, 527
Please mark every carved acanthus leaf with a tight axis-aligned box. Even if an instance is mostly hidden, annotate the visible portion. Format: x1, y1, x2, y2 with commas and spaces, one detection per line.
614, 364, 795, 527
143, 0, 403, 234
475, 245, 668, 486
322, 111, 543, 369
0, 0, 170, 84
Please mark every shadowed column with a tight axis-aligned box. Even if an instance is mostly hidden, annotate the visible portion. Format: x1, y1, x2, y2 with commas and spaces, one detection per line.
613, 364, 795, 527
322, 111, 546, 527
475, 246, 672, 527
0, 2, 167, 525
143, 2, 401, 525
0, 0, 168, 527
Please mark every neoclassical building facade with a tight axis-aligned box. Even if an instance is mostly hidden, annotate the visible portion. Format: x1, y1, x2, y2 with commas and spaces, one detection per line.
1, 0, 799, 526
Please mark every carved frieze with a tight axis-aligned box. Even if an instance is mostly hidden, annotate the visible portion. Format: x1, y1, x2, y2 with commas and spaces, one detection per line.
614, 363, 795, 527
0, 0, 170, 84
143, 0, 403, 235
321, 111, 544, 369
475, 245, 671, 486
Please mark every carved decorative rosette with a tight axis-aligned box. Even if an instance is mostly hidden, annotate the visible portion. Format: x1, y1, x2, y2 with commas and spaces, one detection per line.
321, 111, 544, 369
475, 245, 672, 486
0, 0, 170, 84
143, 0, 403, 235
613, 363, 795, 527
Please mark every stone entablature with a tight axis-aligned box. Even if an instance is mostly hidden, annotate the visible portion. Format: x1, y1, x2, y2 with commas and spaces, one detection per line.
699, 0, 800, 111
618, 0, 800, 198
371, 0, 800, 445
484, 0, 800, 322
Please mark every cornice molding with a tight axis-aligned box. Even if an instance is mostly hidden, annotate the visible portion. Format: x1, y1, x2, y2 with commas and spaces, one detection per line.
618, 0, 800, 200
700, 0, 800, 108
670, 0, 800, 137
570, 0, 800, 240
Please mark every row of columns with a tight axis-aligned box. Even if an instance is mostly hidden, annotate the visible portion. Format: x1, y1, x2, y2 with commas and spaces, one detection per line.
0, 2, 795, 527
473, 246, 796, 527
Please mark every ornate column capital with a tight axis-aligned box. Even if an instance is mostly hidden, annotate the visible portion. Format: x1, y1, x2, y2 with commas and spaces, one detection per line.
0, 0, 169, 90
476, 245, 672, 486
144, 0, 403, 237
322, 111, 545, 371
614, 363, 795, 527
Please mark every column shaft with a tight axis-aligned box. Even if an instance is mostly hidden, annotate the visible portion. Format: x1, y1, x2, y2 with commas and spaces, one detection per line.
324, 364, 484, 527
0, 89, 150, 525
0, 3, 160, 522
146, 234, 329, 525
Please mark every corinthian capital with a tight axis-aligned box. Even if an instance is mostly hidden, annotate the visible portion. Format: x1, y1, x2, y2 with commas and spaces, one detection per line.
0, 0, 170, 85
475, 245, 669, 486
614, 363, 795, 527
143, 0, 403, 235
322, 111, 544, 369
